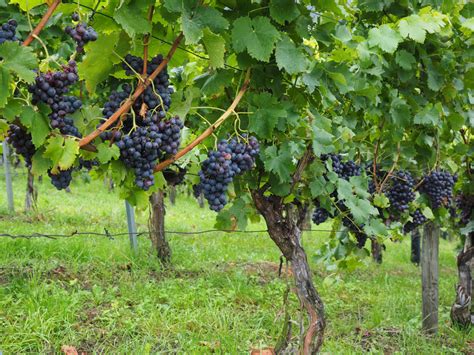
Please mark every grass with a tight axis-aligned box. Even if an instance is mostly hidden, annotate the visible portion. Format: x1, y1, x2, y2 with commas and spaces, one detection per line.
0, 169, 472, 354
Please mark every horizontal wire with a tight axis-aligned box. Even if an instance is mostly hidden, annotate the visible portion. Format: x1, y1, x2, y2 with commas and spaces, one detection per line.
0, 228, 341, 240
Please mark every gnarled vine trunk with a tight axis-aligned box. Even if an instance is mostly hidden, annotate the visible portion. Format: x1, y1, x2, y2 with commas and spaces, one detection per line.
451, 232, 473, 327
251, 190, 325, 354
370, 238, 383, 264
411, 228, 421, 265
149, 190, 171, 264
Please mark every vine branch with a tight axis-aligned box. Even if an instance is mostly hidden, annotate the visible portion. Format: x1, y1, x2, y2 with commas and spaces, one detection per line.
78, 32, 184, 147
22, 0, 62, 47
153, 69, 251, 173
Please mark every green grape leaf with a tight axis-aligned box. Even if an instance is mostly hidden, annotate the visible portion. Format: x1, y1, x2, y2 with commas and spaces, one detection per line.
202, 29, 225, 68
373, 193, 390, 208
248, 93, 287, 138
0, 67, 10, 109
182, 6, 229, 44
43, 135, 65, 167
97, 142, 120, 164
275, 35, 307, 74
368, 24, 402, 53
19, 107, 50, 147
262, 145, 294, 182
59, 138, 79, 170
414, 104, 440, 125
114, 2, 152, 37
363, 218, 388, 237
398, 16, 426, 43
0, 42, 37, 83
232, 16, 280, 62
269, 0, 300, 24
395, 50, 416, 70
78, 32, 121, 92
31, 149, 51, 175
8, 0, 45, 10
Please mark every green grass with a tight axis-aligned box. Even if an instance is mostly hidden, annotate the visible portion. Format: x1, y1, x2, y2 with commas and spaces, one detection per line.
0, 169, 472, 354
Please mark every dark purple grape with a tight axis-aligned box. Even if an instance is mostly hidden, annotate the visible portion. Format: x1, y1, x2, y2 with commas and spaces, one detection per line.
419, 170, 457, 208
6, 125, 35, 168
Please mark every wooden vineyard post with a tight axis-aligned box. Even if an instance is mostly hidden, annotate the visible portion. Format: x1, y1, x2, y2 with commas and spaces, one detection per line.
125, 201, 138, 252
2, 141, 14, 212
149, 190, 171, 264
421, 221, 439, 333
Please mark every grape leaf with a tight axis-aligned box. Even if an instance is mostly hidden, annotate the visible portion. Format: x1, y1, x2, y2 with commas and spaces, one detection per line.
202, 29, 225, 68
78, 32, 121, 92
182, 6, 229, 44
43, 136, 65, 166
398, 16, 426, 43
395, 49, 416, 70
19, 107, 50, 147
31, 149, 51, 175
232, 16, 280, 62
368, 24, 402, 53
8, 0, 44, 11
114, 1, 152, 37
275, 35, 307, 74
97, 142, 120, 163
263, 145, 293, 182
269, 0, 300, 24
248, 93, 287, 138
414, 104, 440, 125
0, 42, 37, 83
0, 67, 10, 109
59, 138, 79, 170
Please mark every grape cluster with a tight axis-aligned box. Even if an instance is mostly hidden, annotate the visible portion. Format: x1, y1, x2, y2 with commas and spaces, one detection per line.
0, 19, 19, 44
193, 184, 203, 199
403, 209, 427, 234
312, 207, 329, 225
419, 170, 457, 208
163, 167, 187, 186
386, 170, 415, 213
197, 137, 260, 212
65, 15, 98, 53
321, 153, 361, 180
456, 194, 473, 226
122, 54, 173, 114
48, 169, 73, 190
115, 114, 184, 190
6, 125, 35, 168
29, 61, 82, 137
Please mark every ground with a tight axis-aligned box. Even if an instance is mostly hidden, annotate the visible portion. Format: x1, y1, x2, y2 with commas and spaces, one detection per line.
0, 169, 472, 354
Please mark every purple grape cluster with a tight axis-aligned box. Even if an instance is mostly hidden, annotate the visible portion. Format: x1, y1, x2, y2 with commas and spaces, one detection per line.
312, 207, 329, 225
122, 54, 173, 115
403, 209, 427, 234
65, 15, 98, 53
6, 125, 35, 168
0, 19, 19, 44
28, 61, 84, 190
163, 167, 187, 186
115, 114, 184, 190
48, 169, 73, 190
456, 194, 473, 226
321, 153, 361, 180
386, 170, 415, 213
197, 137, 260, 212
419, 170, 457, 208
28, 61, 82, 137
193, 184, 203, 199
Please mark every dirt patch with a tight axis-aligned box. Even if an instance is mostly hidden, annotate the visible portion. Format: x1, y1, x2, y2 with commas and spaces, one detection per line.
355, 326, 401, 353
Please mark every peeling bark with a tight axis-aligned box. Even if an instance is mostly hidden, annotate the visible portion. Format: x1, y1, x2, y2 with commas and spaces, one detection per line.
251, 190, 325, 353
451, 232, 473, 328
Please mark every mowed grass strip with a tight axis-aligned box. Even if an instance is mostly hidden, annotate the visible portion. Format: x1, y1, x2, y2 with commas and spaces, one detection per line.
0, 170, 472, 353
